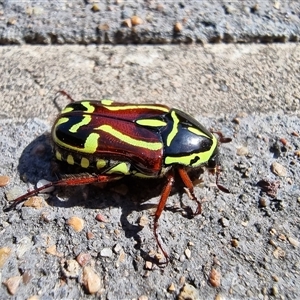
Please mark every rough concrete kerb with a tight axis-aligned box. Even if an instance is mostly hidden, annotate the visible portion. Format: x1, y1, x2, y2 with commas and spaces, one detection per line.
0, 0, 300, 45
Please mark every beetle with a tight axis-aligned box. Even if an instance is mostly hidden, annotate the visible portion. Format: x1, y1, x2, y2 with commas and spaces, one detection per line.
5, 92, 230, 263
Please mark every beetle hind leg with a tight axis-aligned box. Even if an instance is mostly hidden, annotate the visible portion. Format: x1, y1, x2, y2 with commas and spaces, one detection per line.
4, 174, 122, 212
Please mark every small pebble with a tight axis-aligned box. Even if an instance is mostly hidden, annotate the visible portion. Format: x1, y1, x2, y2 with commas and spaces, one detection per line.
144, 261, 153, 270
279, 138, 288, 146
0, 175, 10, 187
4, 276, 22, 295
86, 231, 94, 240
221, 218, 229, 227
209, 268, 221, 287
278, 233, 286, 241
294, 150, 300, 157
174, 22, 182, 32
117, 250, 126, 265
251, 3, 259, 12
241, 221, 248, 227
184, 248, 191, 259
91, 4, 100, 12
138, 295, 148, 300
113, 243, 122, 253
273, 247, 285, 259
98, 23, 109, 31
100, 248, 113, 257
259, 197, 267, 207
23, 196, 47, 209
178, 283, 199, 300
168, 282, 176, 293
45, 245, 62, 257
179, 276, 186, 285
76, 253, 91, 267
138, 215, 149, 227
122, 19, 132, 28
7, 17, 17, 25
271, 162, 287, 177
61, 259, 80, 278
82, 266, 102, 294
22, 271, 32, 284
131, 15, 143, 26
67, 216, 85, 232
27, 296, 39, 300
288, 236, 299, 247
231, 239, 239, 247
232, 117, 240, 124
95, 213, 108, 222
0, 247, 11, 268
273, 1, 280, 9
271, 285, 278, 296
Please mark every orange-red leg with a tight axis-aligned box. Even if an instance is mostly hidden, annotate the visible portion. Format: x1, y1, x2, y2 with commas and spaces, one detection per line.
177, 167, 202, 215
57, 90, 75, 102
4, 174, 122, 212
153, 171, 175, 263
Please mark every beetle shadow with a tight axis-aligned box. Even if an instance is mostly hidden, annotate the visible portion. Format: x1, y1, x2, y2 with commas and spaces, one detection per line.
16, 134, 203, 262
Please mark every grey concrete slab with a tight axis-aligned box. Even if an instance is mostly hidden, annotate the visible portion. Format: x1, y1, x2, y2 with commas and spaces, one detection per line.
0, 44, 300, 299
0, 0, 299, 45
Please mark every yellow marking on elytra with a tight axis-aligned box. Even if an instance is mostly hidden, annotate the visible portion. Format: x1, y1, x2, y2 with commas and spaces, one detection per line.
165, 135, 218, 167
55, 117, 69, 127
55, 151, 62, 161
188, 127, 211, 138
81, 101, 96, 113
69, 115, 91, 133
61, 107, 74, 114
107, 162, 130, 175
136, 119, 167, 127
81, 157, 90, 168
101, 99, 114, 105
103, 104, 169, 112
167, 111, 179, 146
67, 154, 74, 165
96, 159, 107, 169
96, 125, 163, 151
53, 124, 100, 154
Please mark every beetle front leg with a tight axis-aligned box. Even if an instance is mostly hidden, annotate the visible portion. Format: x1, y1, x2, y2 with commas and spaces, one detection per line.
177, 167, 202, 215
153, 171, 175, 263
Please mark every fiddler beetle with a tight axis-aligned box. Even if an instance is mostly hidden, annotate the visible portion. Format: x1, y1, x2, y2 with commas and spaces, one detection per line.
5, 92, 230, 264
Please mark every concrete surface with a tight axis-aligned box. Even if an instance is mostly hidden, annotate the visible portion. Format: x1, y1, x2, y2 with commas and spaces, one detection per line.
0, 1, 299, 45
0, 44, 299, 299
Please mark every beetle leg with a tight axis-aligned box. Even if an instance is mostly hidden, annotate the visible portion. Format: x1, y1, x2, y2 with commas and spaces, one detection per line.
56, 90, 75, 102
177, 167, 202, 215
4, 174, 122, 212
153, 171, 175, 263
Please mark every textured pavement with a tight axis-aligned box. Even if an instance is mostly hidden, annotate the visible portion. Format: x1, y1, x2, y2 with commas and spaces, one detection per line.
0, 1, 300, 299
